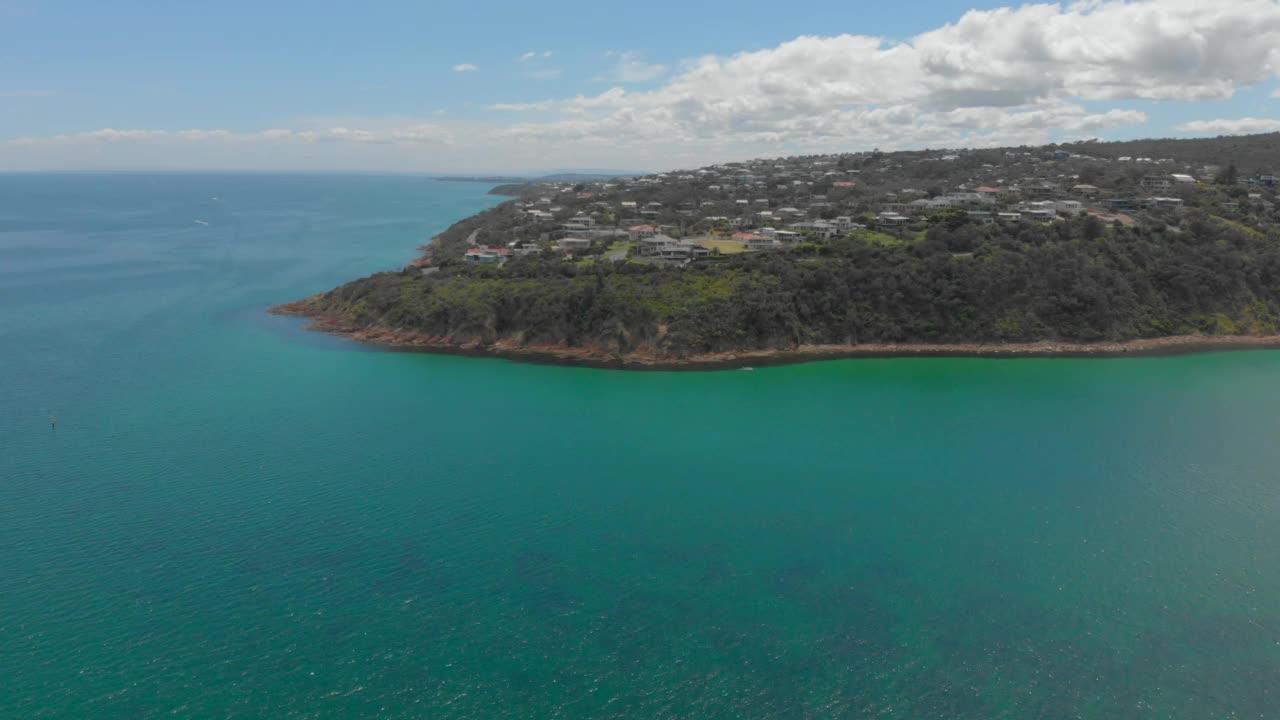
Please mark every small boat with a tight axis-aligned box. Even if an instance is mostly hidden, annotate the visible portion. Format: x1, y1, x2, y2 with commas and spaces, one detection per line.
194, 219, 209, 226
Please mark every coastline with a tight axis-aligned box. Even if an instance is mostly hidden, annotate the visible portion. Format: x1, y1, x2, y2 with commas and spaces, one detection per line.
270, 301, 1280, 370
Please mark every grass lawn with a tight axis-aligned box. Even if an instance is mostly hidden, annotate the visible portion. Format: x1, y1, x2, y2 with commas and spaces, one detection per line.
697, 239, 749, 255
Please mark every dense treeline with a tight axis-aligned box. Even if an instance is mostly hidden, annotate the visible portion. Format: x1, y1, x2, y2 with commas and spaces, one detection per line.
1059, 134, 1280, 172
304, 216, 1280, 357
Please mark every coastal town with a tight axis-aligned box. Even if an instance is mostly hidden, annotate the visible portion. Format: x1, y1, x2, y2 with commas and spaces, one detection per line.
441, 140, 1280, 267
279, 131, 1280, 367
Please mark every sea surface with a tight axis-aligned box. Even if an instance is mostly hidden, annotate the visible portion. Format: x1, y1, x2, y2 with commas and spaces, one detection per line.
3, 173, 1280, 719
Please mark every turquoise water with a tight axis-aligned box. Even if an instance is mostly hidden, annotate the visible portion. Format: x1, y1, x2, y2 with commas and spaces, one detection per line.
4, 174, 1280, 719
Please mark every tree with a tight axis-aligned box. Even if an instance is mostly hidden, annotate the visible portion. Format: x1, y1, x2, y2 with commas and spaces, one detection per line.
1216, 163, 1239, 185
930, 208, 970, 231
1081, 215, 1105, 241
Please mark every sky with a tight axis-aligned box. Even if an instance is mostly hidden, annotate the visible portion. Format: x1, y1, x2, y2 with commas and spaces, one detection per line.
2, 0, 1280, 173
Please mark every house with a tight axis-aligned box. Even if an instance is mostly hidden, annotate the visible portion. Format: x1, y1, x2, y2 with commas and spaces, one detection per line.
877, 212, 910, 227
966, 211, 995, 224
658, 241, 712, 261
561, 216, 596, 232
464, 247, 512, 264
1150, 197, 1185, 209
1071, 184, 1100, 198
1055, 200, 1084, 216
1106, 198, 1135, 210
628, 224, 659, 241
997, 212, 1023, 223
974, 186, 1003, 197
1141, 175, 1173, 192
1025, 209, 1056, 222
638, 234, 678, 255
833, 216, 856, 232
733, 232, 775, 250
558, 237, 593, 252
1170, 174, 1196, 184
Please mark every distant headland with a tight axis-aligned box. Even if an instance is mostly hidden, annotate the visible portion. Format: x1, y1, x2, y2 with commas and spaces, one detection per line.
275, 133, 1280, 369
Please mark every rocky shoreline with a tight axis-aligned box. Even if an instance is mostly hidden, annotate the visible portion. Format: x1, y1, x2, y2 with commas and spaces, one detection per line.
271, 300, 1280, 370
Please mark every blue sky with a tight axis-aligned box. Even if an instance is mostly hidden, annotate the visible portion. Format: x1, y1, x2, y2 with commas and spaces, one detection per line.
3, 0, 1279, 172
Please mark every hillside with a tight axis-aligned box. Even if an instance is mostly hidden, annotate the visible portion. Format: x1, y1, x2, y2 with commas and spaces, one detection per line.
277, 134, 1280, 367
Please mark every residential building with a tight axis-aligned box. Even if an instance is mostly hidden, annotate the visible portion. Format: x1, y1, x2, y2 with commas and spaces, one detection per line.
639, 234, 678, 255
558, 238, 593, 252
464, 247, 512, 264
628, 224, 659, 241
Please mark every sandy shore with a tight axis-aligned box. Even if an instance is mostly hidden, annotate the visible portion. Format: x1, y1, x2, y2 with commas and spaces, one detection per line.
271, 301, 1280, 370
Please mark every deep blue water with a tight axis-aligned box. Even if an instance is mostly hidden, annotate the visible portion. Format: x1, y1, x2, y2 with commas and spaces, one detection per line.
4, 174, 1280, 719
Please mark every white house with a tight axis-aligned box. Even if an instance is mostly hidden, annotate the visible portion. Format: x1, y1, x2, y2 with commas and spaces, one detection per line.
1055, 200, 1084, 216
1141, 176, 1173, 192
638, 234, 678, 255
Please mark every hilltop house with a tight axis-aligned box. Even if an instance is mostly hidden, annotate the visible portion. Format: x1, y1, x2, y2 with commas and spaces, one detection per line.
464, 247, 512, 265
659, 241, 712, 261
562, 216, 596, 233
1141, 175, 1173, 192
628, 224, 659, 241
733, 231, 776, 251
638, 234, 678, 256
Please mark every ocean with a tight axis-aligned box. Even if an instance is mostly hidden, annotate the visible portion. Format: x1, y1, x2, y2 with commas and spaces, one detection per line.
3, 173, 1280, 719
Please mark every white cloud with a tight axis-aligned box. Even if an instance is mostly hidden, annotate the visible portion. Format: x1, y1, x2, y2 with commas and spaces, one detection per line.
602, 51, 668, 83
7, 0, 1280, 171
1272, 88, 1280, 98
520, 51, 553, 61
499, 0, 1278, 151
452, 63, 479, 73
1177, 118, 1280, 135
491, 101, 554, 112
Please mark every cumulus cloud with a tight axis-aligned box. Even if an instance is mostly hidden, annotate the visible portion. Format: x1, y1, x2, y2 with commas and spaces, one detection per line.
452, 63, 479, 73
492, 0, 1279, 152
491, 101, 555, 112
601, 51, 668, 83
1273, 88, 1280, 98
7, 0, 1280, 171
1177, 118, 1280, 135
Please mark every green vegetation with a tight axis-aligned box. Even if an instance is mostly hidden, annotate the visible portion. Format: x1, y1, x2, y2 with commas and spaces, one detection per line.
301, 215, 1280, 357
